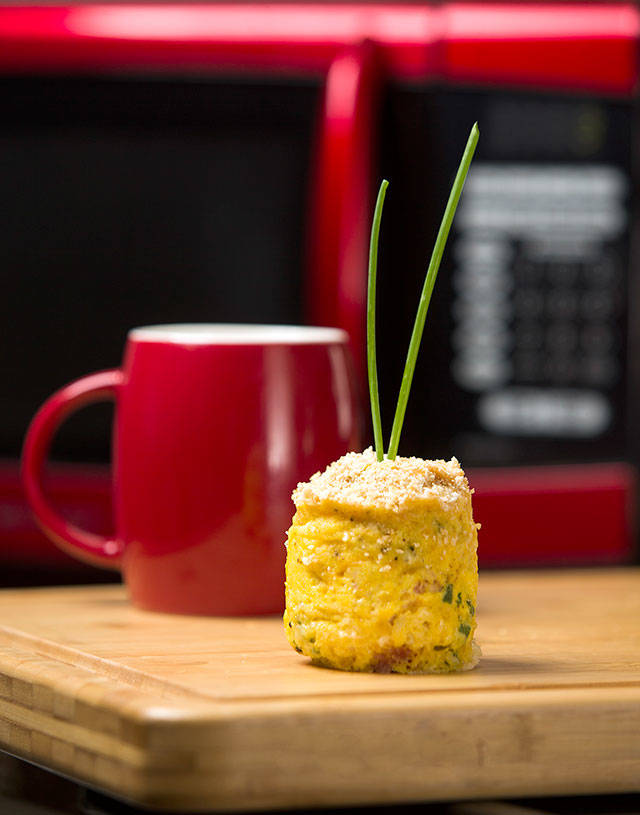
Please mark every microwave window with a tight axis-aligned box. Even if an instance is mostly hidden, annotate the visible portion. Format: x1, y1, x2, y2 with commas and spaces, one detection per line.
0, 76, 318, 461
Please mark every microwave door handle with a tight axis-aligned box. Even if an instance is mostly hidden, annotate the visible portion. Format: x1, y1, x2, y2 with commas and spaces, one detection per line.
307, 40, 381, 389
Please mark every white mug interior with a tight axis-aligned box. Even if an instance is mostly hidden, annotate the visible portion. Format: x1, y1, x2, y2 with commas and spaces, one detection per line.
129, 324, 348, 345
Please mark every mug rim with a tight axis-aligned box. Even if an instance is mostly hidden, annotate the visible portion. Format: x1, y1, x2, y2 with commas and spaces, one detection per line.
128, 323, 349, 345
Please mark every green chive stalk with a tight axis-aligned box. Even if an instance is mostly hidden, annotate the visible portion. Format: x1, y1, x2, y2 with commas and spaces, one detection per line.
367, 179, 388, 462
386, 122, 479, 460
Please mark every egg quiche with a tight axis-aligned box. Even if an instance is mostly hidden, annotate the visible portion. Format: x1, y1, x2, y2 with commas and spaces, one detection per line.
284, 448, 479, 673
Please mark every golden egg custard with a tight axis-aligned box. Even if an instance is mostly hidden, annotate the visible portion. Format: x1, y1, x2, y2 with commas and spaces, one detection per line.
284, 448, 479, 673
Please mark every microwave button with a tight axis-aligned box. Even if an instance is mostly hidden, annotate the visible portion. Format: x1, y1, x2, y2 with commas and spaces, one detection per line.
477, 388, 612, 438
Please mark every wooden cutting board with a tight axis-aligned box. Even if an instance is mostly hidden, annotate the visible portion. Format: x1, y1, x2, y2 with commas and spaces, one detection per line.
1, 569, 639, 812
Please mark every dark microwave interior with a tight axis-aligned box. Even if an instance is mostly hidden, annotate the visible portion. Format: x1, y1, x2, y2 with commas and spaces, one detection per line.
0, 75, 319, 463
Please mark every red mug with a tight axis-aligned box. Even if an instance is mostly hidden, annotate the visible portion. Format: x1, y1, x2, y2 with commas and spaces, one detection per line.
22, 324, 360, 615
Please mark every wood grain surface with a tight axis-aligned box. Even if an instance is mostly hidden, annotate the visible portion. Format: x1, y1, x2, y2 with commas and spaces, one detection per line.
0, 569, 639, 812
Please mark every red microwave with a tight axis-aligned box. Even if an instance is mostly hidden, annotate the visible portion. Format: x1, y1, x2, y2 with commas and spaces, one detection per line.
1, 3, 638, 582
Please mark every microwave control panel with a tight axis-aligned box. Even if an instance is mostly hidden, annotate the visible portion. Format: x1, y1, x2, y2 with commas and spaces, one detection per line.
379, 89, 633, 467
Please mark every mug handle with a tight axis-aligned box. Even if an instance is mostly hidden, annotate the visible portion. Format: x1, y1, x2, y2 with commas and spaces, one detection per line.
22, 369, 125, 569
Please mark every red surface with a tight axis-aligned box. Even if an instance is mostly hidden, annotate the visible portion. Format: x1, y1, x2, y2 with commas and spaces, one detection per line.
0, 460, 112, 567
441, 4, 639, 94
0, 4, 636, 92
22, 327, 360, 614
470, 463, 636, 567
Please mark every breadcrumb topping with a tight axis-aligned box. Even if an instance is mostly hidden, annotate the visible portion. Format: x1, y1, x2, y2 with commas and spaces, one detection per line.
293, 447, 472, 512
